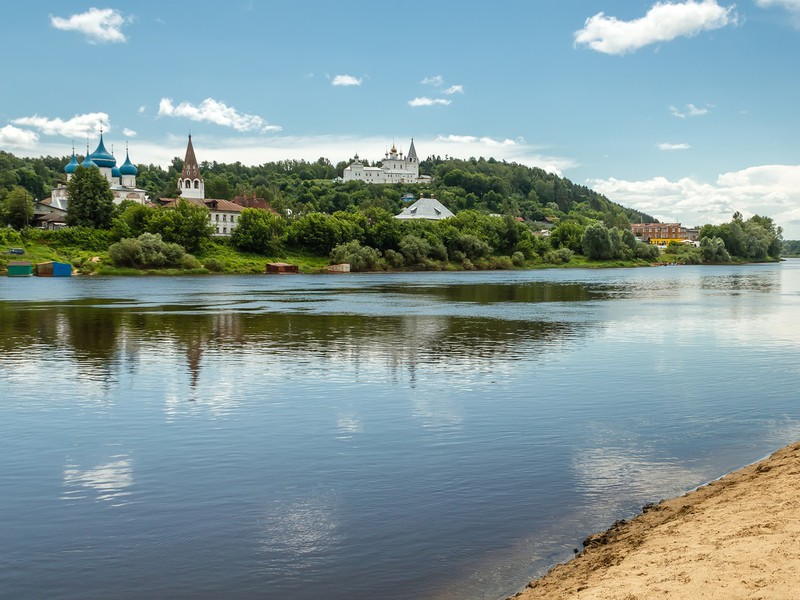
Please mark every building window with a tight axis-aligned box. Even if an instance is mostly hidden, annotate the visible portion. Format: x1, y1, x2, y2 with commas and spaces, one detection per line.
194, 180, 200, 189
185, 179, 191, 188
223, 214, 227, 222
215, 214, 219, 221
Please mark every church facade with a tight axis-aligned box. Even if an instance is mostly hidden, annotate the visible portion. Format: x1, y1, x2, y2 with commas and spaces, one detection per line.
50, 133, 147, 208
342, 139, 431, 184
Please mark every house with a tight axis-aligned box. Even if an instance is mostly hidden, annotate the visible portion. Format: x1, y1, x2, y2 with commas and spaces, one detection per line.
632, 223, 688, 245
32, 199, 68, 230
394, 196, 454, 220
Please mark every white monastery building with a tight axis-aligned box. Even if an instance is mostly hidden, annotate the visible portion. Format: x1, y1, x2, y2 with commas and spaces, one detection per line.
50, 132, 147, 209
342, 139, 432, 184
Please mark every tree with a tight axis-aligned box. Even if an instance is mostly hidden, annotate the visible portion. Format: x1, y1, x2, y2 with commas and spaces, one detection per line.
231, 208, 287, 254
1, 186, 34, 229
582, 222, 613, 259
66, 165, 115, 229
145, 199, 214, 253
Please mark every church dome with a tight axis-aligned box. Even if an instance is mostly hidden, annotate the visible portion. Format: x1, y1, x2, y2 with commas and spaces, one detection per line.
89, 133, 116, 168
64, 152, 79, 174
81, 154, 98, 169
112, 166, 122, 178
119, 150, 138, 176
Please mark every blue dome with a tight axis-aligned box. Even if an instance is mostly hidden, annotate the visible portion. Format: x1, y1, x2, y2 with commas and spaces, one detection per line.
65, 152, 79, 174
119, 150, 138, 176
81, 154, 98, 169
112, 166, 122, 178
89, 133, 116, 168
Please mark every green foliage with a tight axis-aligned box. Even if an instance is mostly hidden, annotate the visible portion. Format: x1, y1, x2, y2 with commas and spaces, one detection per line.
108, 233, 187, 268
543, 248, 573, 264
231, 208, 287, 254
699, 236, 731, 262
699, 213, 782, 261
1, 186, 34, 229
66, 166, 115, 229
384, 249, 404, 267
145, 199, 214, 253
511, 251, 525, 266
550, 220, 585, 253
46, 226, 115, 251
288, 212, 358, 254
581, 222, 613, 259
0, 227, 23, 247
398, 234, 432, 265
329, 240, 382, 271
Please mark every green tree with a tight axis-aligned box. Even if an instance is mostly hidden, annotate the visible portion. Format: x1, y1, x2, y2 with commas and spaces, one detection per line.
145, 199, 214, 253
1, 186, 34, 229
66, 165, 115, 229
231, 208, 287, 254
582, 222, 613, 259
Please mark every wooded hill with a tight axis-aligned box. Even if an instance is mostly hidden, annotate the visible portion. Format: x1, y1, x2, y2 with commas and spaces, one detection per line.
0, 150, 654, 226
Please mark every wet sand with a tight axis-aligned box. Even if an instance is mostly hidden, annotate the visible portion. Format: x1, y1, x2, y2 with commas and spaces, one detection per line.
511, 441, 800, 600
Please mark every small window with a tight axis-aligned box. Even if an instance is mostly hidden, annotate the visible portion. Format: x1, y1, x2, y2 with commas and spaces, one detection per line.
194, 180, 200, 189
223, 214, 227, 222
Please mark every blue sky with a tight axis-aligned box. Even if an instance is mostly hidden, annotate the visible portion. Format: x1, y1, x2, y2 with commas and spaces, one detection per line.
2, 1, 800, 235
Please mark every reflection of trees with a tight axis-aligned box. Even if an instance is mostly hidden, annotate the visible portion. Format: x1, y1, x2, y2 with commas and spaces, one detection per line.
1, 300, 585, 391
373, 281, 612, 304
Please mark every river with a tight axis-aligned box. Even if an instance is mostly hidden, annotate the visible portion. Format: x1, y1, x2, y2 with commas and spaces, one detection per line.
1, 262, 799, 599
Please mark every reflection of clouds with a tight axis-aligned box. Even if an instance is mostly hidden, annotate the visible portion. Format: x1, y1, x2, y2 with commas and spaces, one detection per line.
62, 455, 133, 505
411, 390, 464, 430
572, 446, 703, 524
257, 493, 342, 575
336, 414, 363, 439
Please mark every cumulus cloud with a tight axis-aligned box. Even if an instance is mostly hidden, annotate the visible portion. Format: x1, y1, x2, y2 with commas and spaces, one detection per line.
408, 97, 451, 107
575, 1, 737, 55
658, 142, 691, 150
50, 8, 130, 44
0, 125, 39, 149
589, 164, 800, 236
670, 103, 710, 118
158, 98, 281, 133
756, 0, 800, 25
11, 112, 109, 138
122, 128, 137, 137
443, 85, 464, 95
331, 74, 362, 86
137, 106, 146, 114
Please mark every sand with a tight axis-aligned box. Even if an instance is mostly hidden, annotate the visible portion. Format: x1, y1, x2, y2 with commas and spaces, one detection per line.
511, 441, 800, 600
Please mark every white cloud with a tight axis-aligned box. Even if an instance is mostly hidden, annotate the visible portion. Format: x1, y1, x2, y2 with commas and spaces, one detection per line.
137, 105, 146, 114
443, 85, 464, 95
670, 103, 710, 118
589, 164, 800, 237
331, 74, 362, 86
158, 98, 281, 133
50, 8, 130, 44
658, 142, 691, 150
408, 97, 452, 107
575, 1, 737, 55
0, 125, 39, 149
756, 0, 800, 25
421, 75, 444, 86
122, 128, 137, 137
11, 112, 109, 138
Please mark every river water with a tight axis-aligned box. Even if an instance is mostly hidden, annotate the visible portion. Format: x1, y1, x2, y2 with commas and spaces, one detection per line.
2, 262, 799, 599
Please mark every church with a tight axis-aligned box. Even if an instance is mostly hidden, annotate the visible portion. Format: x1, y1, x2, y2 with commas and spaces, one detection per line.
342, 139, 431, 184
157, 135, 244, 237
50, 132, 147, 210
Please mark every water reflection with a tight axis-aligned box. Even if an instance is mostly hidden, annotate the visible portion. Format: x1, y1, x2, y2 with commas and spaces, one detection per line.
62, 455, 134, 505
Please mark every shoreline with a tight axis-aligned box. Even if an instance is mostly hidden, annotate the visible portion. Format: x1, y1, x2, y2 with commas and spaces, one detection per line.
508, 440, 800, 599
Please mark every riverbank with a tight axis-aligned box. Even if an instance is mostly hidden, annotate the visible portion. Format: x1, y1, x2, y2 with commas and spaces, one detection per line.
511, 440, 800, 600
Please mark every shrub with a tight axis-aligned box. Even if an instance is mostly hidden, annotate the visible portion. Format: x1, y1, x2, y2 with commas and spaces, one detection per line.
511, 251, 525, 266
108, 233, 187, 268
51, 226, 115, 251
329, 240, 381, 272
492, 256, 514, 270
231, 209, 287, 254
203, 258, 225, 272
384, 249, 405, 268
544, 248, 573, 264
398, 234, 431, 265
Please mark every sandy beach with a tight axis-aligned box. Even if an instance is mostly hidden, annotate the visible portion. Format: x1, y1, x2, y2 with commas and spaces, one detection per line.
511, 441, 800, 600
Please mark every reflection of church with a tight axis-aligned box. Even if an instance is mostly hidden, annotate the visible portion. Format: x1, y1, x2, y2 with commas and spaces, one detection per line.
49, 132, 148, 210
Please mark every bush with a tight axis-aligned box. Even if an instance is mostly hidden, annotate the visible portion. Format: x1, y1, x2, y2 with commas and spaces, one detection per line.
511, 251, 525, 266
203, 257, 225, 272
398, 234, 432, 265
231, 209, 287, 254
329, 240, 381, 272
492, 256, 514, 270
51, 226, 115, 251
0, 227, 23, 247
108, 233, 187, 268
384, 249, 405, 268
544, 248, 573, 264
